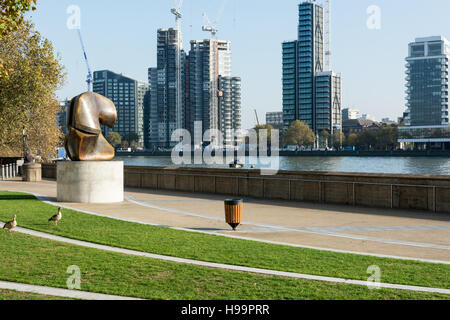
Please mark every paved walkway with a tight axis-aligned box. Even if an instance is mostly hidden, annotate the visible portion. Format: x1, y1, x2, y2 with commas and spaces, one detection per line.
0, 281, 143, 300
1, 179, 450, 262
1, 222, 449, 296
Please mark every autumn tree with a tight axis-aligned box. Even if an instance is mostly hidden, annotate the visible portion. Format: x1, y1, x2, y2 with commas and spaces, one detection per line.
319, 130, 330, 148
121, 140, 129, 149
376, 125, 398, 150
346, 133, 358, 147
0, 21, 65, 160
357, 129, 377, 150
283, 120, 315, 148
332, 130, 345, 150
0, 0, 37, 77
125, 132, 139, 144
130, 140, 138, 151
107, 131, 122, 148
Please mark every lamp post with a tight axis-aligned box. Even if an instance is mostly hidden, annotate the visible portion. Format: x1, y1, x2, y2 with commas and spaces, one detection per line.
22, 126, 27, 161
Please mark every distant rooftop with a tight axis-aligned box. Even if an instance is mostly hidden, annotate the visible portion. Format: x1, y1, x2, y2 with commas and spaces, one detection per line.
414, 36, 449, 43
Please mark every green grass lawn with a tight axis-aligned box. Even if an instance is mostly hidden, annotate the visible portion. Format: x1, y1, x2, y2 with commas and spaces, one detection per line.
0, 191, 449, 291
0, 289, 72, 300
0, 231, 448, 300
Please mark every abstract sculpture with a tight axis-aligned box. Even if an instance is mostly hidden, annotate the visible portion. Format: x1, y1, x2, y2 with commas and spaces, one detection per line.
64, 92, 117, 161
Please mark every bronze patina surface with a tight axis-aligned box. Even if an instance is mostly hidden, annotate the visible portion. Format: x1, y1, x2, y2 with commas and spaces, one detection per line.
64, 92, 117, 161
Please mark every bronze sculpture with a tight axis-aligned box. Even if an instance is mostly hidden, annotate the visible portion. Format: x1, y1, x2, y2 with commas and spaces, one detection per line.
64, 92, 117, 161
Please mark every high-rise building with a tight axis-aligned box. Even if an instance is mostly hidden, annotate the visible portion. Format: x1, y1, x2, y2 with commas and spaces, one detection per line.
155, 28, 186, 147
405, 36, 449, 126
144, 68, 159, 148
315, 71, 342, 133
57, 99, 70, 135
187, 39, 232, 138
136, 81, 150, 148
93, 70, 149, 148
266, 112, 283, 130
282, 1, 342, 134
148, 31, 240, 148
342, 108, 361, 121
398, 36, 450, 150
218, 76, 241, 145
145, 68, 158, 148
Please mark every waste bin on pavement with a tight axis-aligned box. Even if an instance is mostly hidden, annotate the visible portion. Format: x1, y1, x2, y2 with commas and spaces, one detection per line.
224, 199, 243, 231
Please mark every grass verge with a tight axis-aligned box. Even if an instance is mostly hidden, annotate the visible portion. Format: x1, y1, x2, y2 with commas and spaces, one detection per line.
0, 231, 449, 300
0, 191, 449, 290
0, 289, 72, 300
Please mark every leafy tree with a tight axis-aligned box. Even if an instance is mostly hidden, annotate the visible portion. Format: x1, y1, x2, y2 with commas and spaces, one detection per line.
124, 132, 139, 144
0, 22, 65, 160
357, 129, 377, 150
376, 125, 398, 150
283, 120, 315, 148
319, 130, 330, 148
121, 140, 129, 149
107, 131, 122, 148
130, 140, 137, 151
0, 0, 37, 77
346, 133, 358, 147
332, 130, 345, 150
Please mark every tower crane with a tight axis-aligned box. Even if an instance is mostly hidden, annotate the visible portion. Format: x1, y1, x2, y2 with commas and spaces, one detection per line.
254, 109, 260, 126
202, 0, 227, 39
171, 0, 184, 131
77, 29, 93, 92
171, 0, 183, 31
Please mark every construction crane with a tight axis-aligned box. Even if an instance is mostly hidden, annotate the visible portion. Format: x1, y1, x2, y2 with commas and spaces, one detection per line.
202, 0, 228, 39
324, 0, 331, 71
171, 0, 183, 30
171, 0, 184, 131
77, 29, 93, 92
254, 109, 260, 126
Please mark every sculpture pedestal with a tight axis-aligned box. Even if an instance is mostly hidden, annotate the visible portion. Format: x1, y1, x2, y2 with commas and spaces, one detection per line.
23, 163, 42, 182
57, 161, 123, 203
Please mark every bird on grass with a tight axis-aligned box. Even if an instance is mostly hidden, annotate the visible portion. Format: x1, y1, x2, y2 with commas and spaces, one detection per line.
49, 207, 62, 226
3, 215, 17, 236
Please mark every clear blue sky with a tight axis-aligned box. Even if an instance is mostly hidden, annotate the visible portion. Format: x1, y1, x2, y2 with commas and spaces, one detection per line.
27, 0, 450, 130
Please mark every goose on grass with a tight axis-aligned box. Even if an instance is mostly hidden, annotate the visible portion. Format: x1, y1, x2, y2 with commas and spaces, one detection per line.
3, 215, 17, 236
49, 208, 62, 226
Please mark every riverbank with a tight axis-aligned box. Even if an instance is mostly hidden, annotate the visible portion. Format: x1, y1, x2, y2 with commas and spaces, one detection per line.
116, 150, 450, 158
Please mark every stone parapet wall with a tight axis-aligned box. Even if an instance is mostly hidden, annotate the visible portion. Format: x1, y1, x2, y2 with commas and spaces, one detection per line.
42, 164, 450, 213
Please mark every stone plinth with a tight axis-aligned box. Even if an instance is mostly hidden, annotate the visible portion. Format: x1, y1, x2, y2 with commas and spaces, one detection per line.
57, 161, 123, 203
23, 163, 42, 182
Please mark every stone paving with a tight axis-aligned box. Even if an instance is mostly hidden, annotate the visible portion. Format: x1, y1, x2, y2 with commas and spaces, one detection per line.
1, 178, 450, 262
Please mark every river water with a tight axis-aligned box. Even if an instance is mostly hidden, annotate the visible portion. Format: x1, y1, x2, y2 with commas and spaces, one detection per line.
114, 156, 450, 175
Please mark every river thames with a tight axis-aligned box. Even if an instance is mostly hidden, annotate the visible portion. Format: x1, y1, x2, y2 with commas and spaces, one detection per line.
115, 156, 450, 175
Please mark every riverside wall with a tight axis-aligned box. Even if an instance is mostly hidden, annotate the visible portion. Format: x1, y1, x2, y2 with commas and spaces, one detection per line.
42, 164, 450, 214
